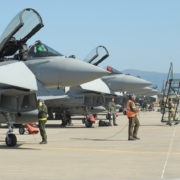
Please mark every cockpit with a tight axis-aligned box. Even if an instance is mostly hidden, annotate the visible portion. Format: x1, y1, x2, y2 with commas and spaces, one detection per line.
28, 40, 63, 58
0, 8, 65, 61
106, 66, 123, 74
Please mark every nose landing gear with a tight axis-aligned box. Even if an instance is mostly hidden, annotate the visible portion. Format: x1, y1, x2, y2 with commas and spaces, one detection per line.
3, 112, 17, 147
5, 133, 17, 147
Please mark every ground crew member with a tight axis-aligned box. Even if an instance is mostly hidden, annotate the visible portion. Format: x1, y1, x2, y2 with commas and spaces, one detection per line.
126, 93, 140, 140
167, 98, 175, 126
142, 99, 147, 111
38, 99, 48, 144
159, 98, 165, 114
108, 98, 118, 126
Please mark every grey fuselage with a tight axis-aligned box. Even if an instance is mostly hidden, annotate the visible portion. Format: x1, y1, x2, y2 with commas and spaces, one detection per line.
25, 56, 110, 88
102, 74, 152, 92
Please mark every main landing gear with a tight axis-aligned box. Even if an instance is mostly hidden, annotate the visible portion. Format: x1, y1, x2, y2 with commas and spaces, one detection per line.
82, 114, 95, 128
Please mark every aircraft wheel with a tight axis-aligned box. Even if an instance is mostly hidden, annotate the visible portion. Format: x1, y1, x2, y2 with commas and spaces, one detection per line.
5, 134, 17, 147
19, 127, 25, 135
82, 118, 85, 124
85, 119, 93, 128
48, 112, 54, 120
93, 114, 97, 118
61, 117, 68, 127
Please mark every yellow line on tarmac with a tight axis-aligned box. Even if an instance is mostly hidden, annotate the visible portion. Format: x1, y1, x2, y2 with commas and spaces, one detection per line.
19, 145, 180, 156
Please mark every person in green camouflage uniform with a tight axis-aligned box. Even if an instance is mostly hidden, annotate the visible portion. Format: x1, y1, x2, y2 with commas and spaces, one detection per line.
108, 98, 118, 126
38, 99, 48, 144
167, 98, 175, 126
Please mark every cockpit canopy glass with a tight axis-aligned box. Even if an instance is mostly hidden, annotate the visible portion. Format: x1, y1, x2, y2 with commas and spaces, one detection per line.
0, 8, 43, 57
14, 9, 42, 41
0, 14, 21, 48
28, 41, 63, 58
83, 45, 109, 66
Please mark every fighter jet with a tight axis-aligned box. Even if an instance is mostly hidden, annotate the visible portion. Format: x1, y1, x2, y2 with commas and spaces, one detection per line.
102, 66, 152, 92
38, 46, 152, 127
133, 87, 160, 96
0, 8, 109, 146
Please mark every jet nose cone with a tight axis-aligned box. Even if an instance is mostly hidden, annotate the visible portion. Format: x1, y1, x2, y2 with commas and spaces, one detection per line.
27, 56, 110, 88
61, 58, 109, 86
125, 75, 152, 89
49, 57, 110, 87
103, 74, 152, 92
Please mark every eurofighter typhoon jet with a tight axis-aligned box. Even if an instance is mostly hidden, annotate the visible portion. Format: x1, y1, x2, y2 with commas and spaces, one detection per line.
38, 46, 152, 127
0, 8, 109, 146
133, 87, 160, 96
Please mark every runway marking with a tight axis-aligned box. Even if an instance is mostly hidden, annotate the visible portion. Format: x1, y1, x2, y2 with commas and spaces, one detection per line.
161, 126, 177, 179
19, 145, 180, 156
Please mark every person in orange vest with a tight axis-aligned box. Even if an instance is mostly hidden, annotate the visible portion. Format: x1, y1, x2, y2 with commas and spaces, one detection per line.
126, 93, 140, 140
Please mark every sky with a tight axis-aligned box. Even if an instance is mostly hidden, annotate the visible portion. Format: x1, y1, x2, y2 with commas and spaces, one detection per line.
1, 0, 180, 73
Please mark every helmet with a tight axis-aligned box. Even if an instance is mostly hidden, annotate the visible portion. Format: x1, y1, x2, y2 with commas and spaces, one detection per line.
38, 99, 45, 104
129, 93, 135, 99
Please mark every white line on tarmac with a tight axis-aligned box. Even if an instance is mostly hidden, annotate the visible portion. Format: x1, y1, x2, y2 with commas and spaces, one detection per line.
161, 126, 177, 179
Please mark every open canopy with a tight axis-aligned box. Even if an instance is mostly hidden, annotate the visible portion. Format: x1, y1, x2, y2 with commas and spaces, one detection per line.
0, 8, 43, 58
83, 45, 109, 66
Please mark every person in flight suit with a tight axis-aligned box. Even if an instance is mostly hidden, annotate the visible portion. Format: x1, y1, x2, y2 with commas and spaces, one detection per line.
108, 98, 118, 126
38, 99, 48, 144
126, 93, 140, 140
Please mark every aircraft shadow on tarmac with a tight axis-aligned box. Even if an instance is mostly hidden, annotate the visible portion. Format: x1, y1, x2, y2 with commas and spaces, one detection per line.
140, 124, 168, 127
45, 124, 86, 129
0, 143, 39, 150
71, 137, 127, 142
1, 124, 86, 129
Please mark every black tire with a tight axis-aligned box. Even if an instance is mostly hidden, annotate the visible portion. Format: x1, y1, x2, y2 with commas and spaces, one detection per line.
85, 119, 93, 128
19, 127, 25, 135
106, 114, 109, 120
48, 112, 54, 120
5, 134, 17, 147
60, 116, 68, 127
61, 122, 68, 127
82, 118, 85, 124
93, 114, 97, 118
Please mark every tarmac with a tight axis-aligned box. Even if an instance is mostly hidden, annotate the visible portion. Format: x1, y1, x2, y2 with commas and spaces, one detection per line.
0, 110, 180, 180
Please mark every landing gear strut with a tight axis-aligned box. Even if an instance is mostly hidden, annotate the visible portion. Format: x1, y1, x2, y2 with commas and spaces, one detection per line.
61, 115, 68, 127
3, 112, 17, 147
60, 111, 71, 127
61, 114, 72, 126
